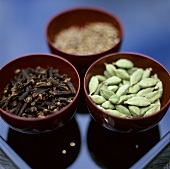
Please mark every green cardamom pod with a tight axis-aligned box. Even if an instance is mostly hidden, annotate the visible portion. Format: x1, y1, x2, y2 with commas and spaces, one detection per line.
90, 95, 106, 104
128, 106, 141, 116
119, 94, 136, 104
103, 76, 121, 85
100, 87, 115, 100
115, 69, 130, 80
139, 77, 157, 88
105, 109, 127, 118
115, 105, 131, 117
123, 80, 130, 85
124, 96, 151, 106
142, 68, 152, 79
127, 67, 138, 75
116, 84, 130, 96
144, 103, 161, 116
136, 87, 154, 97
104, 70, 111, 78
145, 90, 162, 103
96, 75, 107, 82
102, 101, 115, 109
114, 58, 134, 69
105, 63, 116, 76
130, 68, 144, 86
109, 95, 120, 104
129, 83, 141, 94
108, 85, 118, 92
89, 76, 99, 95
155, 80, 163, 90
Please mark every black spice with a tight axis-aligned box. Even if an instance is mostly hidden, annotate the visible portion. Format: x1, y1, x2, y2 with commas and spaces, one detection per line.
0, 67, 76, 118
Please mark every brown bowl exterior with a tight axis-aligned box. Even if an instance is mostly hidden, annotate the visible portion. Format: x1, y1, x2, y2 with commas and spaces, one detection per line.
45, 7, 123, 75
84, 52, 170, 133
0, 53, 80, 132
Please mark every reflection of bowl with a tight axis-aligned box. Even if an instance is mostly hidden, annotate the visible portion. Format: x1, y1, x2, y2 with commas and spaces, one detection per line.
84, 52, 170, 133
7, 117, 81, 168
45, 7, 123, 75
0, 53, 80, 133
87, 118, 160, 168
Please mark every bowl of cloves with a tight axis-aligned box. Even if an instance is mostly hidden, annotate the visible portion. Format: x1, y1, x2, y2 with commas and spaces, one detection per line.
84, 52, 170, 133
0, 53, 80, 133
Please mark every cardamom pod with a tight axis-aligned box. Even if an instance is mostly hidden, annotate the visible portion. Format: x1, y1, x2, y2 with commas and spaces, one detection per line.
105, 63, 116, 76
96, 75, 107, 82
155, 80, 163, 90
130, 68, 144, 86
104, 70, 111, 78
124, 96, 151, 106
115, 105, 131, 117
109, 95, 120, 104
116, 84, 130, 96
145, 90, 162, 103
108, 85, 118, 92
89, 76, 99, 95
129, 83, 141, 94
102, 101, 115, 109
142, 68, 152, 79
90, 95, 106, 104
136, 87, 154, 97
128, 106, 141, 116
119, 94, 135, 104
144, 103, 161, 116
127, 67, 138, 75
114, 58, 134, 69
105, 109, 127, 118
139, 78, 157, 88
103, 76, 121, 85
115, 69, 130, 80
100, 87, 115, 100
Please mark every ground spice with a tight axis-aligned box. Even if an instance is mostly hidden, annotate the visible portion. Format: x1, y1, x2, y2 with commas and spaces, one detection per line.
53, 22, 120, 55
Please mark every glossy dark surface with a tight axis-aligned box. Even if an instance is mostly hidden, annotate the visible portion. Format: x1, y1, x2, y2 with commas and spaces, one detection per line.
0, 1, 170, 169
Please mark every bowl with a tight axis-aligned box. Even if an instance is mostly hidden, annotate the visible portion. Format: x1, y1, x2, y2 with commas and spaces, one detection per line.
45, 7, 123, 113
84, 52, 170, 133
0, 53, 80, 133
45, 7, 123, 76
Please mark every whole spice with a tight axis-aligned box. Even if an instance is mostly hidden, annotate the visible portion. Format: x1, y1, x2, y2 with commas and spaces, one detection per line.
0, 67, 76, 118
88, 58, 163, 118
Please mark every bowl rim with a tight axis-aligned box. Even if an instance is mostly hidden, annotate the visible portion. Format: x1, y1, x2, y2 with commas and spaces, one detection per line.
45, 6, 124, 57
0, 52, 81, 122
84, 51, 170, 121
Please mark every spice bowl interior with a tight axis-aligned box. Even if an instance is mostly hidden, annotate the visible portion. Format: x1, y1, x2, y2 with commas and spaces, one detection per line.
0, 53, 80, 133
84, 52, 170, 133
45, 7, 123, 76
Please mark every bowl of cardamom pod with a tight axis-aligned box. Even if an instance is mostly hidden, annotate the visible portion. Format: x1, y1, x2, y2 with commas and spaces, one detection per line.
0, 53, 80, 133
84, 52, 170, 133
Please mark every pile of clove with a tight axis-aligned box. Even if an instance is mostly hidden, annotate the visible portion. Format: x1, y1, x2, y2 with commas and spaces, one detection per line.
0, 67, 76, 118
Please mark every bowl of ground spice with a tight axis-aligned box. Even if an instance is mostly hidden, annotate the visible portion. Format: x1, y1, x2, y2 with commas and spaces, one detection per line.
45, 7, 123, 113
45, 7, 123, 76
84, 52, 170, 133
0, 53, 80, 133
